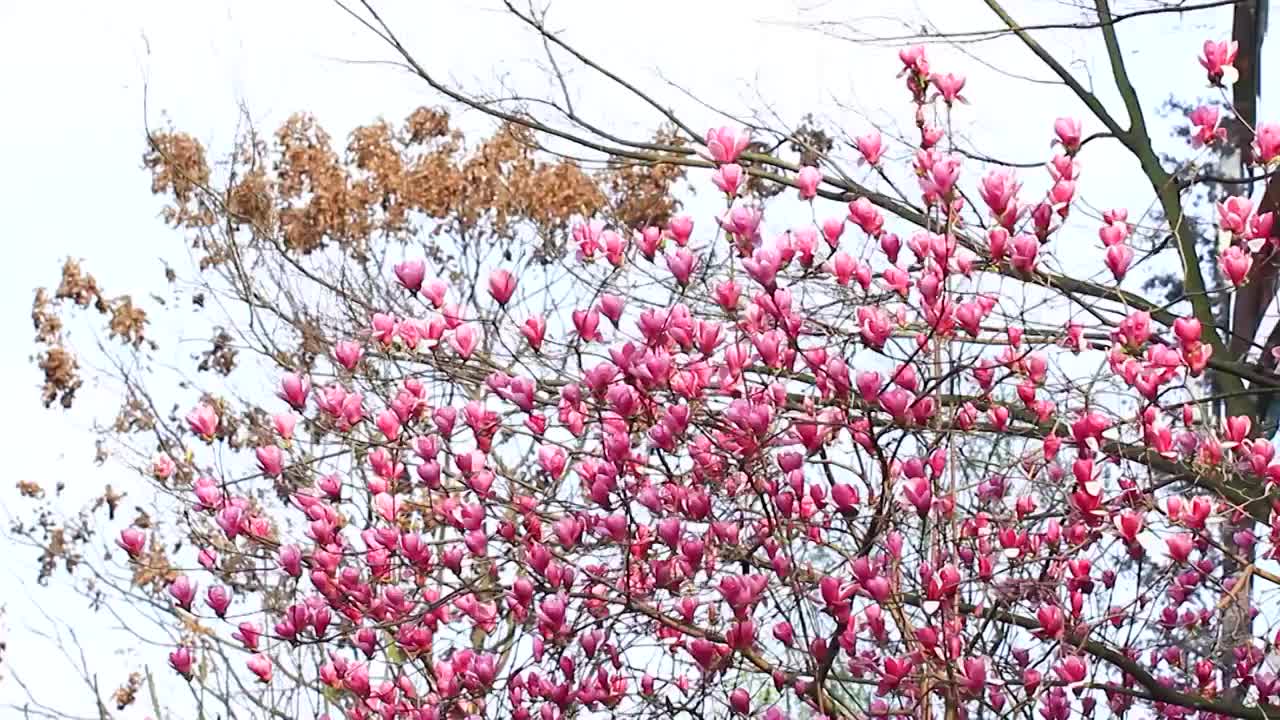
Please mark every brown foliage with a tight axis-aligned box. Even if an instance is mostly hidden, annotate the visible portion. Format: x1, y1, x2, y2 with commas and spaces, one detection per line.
112, 672, 142, 710
145, 107, 613, 264
32, 260, 151, 409
143, 131, 213, 228
601, 127, 688, 230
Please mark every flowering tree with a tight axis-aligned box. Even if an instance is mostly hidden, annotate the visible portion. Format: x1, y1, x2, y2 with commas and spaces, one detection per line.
16, 1, 1280, 719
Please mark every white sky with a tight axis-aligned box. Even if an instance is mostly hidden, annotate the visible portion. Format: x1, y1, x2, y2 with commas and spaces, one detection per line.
0, 0, 1272, 717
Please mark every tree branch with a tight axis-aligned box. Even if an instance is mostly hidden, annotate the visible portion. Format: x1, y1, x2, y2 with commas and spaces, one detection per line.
980, 0, 1130, 139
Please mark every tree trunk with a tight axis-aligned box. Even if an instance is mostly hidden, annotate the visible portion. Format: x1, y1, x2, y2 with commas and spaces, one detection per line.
1220, 0, 1267, 702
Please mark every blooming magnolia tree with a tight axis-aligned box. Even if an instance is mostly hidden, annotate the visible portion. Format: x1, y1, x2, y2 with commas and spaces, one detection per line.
17, 2, 1280, 720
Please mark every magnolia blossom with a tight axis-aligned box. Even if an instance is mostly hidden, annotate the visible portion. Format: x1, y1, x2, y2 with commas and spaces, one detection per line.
1200, 38, 1239, 85
705, 126, 750, 164
1254, 122, 1280, 166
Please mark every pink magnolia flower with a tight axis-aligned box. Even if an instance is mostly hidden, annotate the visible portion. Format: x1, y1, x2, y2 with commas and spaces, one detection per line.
1114, 511, 1144, 543
374, 492, 401, 522
712, 162, 744, 196
902, 475, 933, 517
1253, 122, 1280, 166
917, 152, 961, 203
537, 445, 567, 478
743, 246, 781, 288
792, 226, 818, 266
277, 372, 309, 410
931, 72, 966, 104
168, 575, 197, 611
375, 408, 401, 440
772, 621, 795, 646
1054, 117, 1082, 153
1173, 317, 1202, 346
668, 215, 694, 245
233, 622, 261, 650
897, 45, 929, 76
705, 126, 751, 164
1253, 211, 1276, 240
1218, 196, 1254, 235
489, 269, 517, 305
1225, 414, 1252, 444
635, 226, 663, 258
848, 197, 884, 236
450, 324, 480, 359
1105, 244, 1134, 280
1189, 105, 1227, 147
117, 528, 146, 558
278, 545, 302, 577
1200, 39, 1239, 85
821, 217, 845, 248
246, 653, 272, 683
333, 339, 362, 370
1048, 153, 1080, 182
1220, 245, 1253, 286
393, 259, 426, 292
152, 453, 175, 480
719, 204, 762, 238
920, 124, 944, 149
573, 219, 605, 262
1054, 656, 1088, 685
602, 230, 627, 266
169, 647, 194, 679
827, 252, 856, 286
858, 307, 893, 349
273, 413, 297, 441
206, 585, 232, 618
1022, 668, 1042, 693
193, 476, 222, 509
185, 403, 219, 439
880, 232, 901, 263
979, 168, 1020, 217
1099, 221, 1127, 247
714, 279, 741, 311
191, 541, 218, 569
344, 661, 371, 697
882, 266, 910, 297
1048, 180, 1076, 213
795, 165, 821, 200
958, 657, 987, 697
666, 248, 696, 287
572, 308, 602, 342
371, 312, 397, 345
1010, 234, 1039, 273
1036, 605, 1065, 638
1166, 533, 1194, 563
422, 278, 448, 307
729, 688, 750, 715
255, 445, 284, 477
522, 315, 546, 351
598, 294, 625, 326
855, 130, 884, 165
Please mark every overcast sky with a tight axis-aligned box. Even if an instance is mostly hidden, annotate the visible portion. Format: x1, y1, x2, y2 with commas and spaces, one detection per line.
0, 0, 1271, 717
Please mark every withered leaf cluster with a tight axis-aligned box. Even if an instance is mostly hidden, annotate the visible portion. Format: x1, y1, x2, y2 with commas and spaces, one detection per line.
32, 260, 151, 409
143, 107, 642, 263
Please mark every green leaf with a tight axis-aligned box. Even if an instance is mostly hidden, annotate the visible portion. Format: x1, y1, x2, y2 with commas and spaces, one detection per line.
383, 628, 406, 663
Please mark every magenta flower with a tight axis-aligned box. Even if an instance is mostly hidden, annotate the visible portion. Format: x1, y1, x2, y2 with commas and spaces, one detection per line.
1200, 39, 1239, 85
488, 269, 517, 305
704, 126, 750, 164
393, 259, 425, 292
